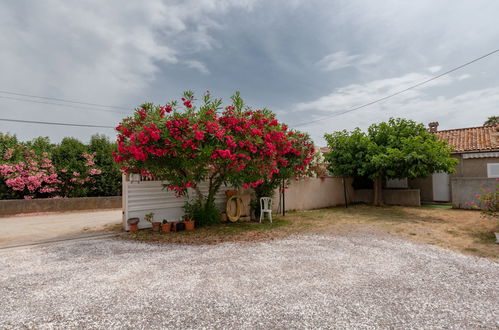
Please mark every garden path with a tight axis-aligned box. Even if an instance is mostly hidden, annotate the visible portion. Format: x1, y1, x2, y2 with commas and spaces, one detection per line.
0, 209, 121, 248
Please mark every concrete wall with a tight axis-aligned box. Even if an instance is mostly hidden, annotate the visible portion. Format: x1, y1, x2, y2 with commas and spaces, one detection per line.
0, 196, 122, 216
407, 155, 499, 204
408, 177, 433, 202
277, 177, 353, 211
450, 177, 496, 209
453, 156, 499, 177
353, 189, 421, 206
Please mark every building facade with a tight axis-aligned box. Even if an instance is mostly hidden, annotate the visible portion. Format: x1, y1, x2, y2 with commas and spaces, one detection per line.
408, 124, 499, 207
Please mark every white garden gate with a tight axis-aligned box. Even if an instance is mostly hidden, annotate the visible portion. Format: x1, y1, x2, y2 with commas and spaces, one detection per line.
122, 174, 229, 231
432, 172, 450, 202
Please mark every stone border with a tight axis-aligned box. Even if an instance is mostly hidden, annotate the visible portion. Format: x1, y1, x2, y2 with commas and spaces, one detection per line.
353, 189, 421, 206
0, 196, 122, 216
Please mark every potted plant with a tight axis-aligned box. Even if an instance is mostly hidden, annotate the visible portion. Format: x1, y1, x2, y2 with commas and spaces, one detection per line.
182, 202, 196, 231
127, 217, 139, 232
173, 220, 185, 232
225, 190, 238, 198
183, 215, 195, 231
145, 212, 160, 232
161, 219, 172, 232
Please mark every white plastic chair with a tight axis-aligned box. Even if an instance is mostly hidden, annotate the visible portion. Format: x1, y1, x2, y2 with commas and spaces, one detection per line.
259, 197, 273, 223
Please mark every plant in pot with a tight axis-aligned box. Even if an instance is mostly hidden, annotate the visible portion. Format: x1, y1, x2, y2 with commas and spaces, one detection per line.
183, 202, 196, 231
161, 219, 172, 233
127, 217, 140, 232
173, 220, 185, 232
145, 212, 160, 232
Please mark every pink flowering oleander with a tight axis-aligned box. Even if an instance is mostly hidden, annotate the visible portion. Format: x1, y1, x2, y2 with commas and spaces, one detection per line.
0, 148, 102, 199
88, 168, 102, 175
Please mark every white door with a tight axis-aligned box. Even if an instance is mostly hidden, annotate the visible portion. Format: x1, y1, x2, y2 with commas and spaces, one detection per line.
432, 172, 450, 202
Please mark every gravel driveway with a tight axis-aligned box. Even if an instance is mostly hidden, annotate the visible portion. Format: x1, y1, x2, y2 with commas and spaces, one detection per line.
1, 233, 498, 329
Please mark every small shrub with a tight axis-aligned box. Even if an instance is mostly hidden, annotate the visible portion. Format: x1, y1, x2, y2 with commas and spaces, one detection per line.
184, 200, 220, 227
473, 181, 499, 218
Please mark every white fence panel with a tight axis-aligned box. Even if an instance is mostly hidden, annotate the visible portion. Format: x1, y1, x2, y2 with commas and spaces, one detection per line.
122, 175, 230, 230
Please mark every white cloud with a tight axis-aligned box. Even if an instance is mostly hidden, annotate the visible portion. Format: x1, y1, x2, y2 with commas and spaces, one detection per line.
457, 73, 471, 81
428, 66, 442, 73
0, 0, 257, 141
292, 71, 453, 113
185, 60, 210, 75
289, 71, 495, 144
317, 51, 382, 72
358, 54, 383, 66
317, 51, 361, 71
0, 0, 257, 107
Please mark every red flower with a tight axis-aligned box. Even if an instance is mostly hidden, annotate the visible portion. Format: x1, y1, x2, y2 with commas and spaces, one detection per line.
194, 130, 205, 140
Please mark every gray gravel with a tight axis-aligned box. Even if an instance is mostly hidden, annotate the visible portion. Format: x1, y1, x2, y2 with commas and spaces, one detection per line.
0, 233, 498, 329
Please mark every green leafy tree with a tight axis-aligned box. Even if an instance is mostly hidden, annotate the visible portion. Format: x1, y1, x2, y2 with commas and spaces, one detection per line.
51, 137, 89, 197
88, 134, 121, 196
25, 136, 55, 157
0, 132, 23, 199
324, 118, 458, 206
483, 116, 499, 127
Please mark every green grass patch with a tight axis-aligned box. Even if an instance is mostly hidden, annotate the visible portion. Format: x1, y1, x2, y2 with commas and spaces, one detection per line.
472, 231, 497, 244
422, 203, 452, 209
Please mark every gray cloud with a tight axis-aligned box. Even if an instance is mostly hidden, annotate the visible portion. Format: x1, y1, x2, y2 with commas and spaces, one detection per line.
0, 0, 498, 145
317, 52, 382, 72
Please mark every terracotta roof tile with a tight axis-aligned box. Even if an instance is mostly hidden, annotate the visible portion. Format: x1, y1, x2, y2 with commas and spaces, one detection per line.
319, 146, 331, 153
435, 126, 499, 152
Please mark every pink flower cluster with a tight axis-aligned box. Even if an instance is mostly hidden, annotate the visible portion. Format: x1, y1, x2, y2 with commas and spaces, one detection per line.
0, 149, 102, 199
0, 149, 61, 199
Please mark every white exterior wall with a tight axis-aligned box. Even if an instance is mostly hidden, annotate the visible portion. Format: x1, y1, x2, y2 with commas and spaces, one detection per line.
122, 174, 230, 230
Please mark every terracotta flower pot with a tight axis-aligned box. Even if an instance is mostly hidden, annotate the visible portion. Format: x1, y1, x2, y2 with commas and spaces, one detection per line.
225, 190, 238, 198
184, 220, 195, 231
161, 222, 172, 232
127, 217, 140, 232
151, 222, 161, 232
174, 222, 185, 232
129, 223, 139, 232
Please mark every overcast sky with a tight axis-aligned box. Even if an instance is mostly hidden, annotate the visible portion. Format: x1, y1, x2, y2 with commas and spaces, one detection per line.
1, 0, 499, 145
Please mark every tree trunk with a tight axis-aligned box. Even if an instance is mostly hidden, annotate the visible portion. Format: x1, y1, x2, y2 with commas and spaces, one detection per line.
373, 178, 384, 206
194, 187, 204, 205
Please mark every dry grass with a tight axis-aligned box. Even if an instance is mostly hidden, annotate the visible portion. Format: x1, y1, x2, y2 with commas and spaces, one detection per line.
119, 204, 499, 261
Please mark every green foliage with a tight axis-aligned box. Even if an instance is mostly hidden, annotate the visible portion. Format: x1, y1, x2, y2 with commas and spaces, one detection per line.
324, 118, 458, 180
473, 183, 499, 218
25, 136, 55, 157
144, 212, 154, 223
52, 137, 88, 172
88, 134, 121, 196
323, 128, 371, 178
252, 180, 279, 218
0, 132, 121, 199
51, 137, 89, 197
0, 133, 21, 161
0, 133, 23, 199
184, 200, 220, 227
483, 116, 499, 127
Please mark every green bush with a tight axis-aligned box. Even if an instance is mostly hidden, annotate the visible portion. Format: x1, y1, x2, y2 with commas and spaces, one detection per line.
87, 134, 121, 197
0, 132, 121, 199
184, 200, 220, 227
